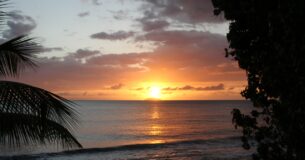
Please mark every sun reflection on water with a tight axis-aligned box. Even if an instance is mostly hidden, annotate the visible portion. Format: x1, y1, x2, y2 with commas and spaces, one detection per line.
152, 110, 160, 119
149, 124, 162, 135
149, 139, 165, 144
148, 104, 165, 144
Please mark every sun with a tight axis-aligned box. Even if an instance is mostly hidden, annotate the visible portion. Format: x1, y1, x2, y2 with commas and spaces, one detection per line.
149, 86, 161, 99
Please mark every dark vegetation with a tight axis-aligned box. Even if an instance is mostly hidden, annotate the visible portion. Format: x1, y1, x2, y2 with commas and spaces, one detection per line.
0, 0, 82, 149
212, 0, 305, 159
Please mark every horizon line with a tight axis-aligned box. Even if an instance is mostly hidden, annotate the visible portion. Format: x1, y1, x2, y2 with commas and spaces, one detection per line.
70, 99, 247, 101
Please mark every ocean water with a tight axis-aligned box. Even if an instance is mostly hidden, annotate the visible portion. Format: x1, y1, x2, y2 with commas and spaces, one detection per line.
0, 100, 253, 160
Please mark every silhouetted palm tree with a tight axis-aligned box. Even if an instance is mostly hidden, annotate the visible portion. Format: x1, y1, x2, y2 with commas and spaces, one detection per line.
0, 0, 82, 148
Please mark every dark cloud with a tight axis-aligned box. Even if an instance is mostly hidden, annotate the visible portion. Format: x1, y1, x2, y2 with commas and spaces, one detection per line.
78, 11, 90, 17
2, 11, 37, 40
163, 83, 224, 91
138, 30, 225, 47
106, 83, 124, 90
143, 0, 224, 24
69, 49, 101, 59
198, 83, 225, 90
140, 20, 170, 32
134, 30, 228, 69
90, 31, 134, 40
228, 87, 235, 90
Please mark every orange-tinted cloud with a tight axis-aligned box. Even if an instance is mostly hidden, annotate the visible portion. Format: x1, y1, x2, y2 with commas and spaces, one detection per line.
162, 84, 224, 91
9, 28, 245, 100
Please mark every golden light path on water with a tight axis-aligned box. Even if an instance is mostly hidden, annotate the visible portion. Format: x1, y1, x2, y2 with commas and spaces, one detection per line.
148, 104, 165, 144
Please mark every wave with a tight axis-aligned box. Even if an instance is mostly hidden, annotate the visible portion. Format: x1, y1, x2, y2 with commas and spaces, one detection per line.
0, 136, 242, 159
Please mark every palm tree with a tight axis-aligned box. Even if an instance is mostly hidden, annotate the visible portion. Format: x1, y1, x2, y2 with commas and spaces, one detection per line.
0, 1, 82, 148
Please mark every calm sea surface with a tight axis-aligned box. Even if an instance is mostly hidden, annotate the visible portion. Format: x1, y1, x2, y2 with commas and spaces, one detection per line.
0, 100, 253, 160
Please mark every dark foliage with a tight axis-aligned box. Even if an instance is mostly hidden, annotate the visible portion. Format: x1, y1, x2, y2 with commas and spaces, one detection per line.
212, 0, 305, 159
0, 0, 8, 25
0, 36, 38, 77
0, 0, 82, 149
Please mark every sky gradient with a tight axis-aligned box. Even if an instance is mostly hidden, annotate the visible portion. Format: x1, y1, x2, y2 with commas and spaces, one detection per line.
1, 0, 246, 100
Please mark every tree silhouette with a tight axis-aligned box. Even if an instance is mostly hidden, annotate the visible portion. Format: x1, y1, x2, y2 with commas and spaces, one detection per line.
212, 0, 305, 159
0, 1, 82, 148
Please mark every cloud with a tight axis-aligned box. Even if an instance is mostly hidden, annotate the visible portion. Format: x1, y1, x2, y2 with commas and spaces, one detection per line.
143, 0, 224, 24
137, 30, 226, 48
198, 83, 225, 90
2, 1, 244, 100
106, 83, 124, 90
86, 52, 146, 67
162, 83, 224, 91
14, 29, 238, 89
2, 11, 37, 40
69, 49, 101, 59
133, 30, 228, 70
132, 87, 144, 91
11, 24, 244, 99
39, 46, 63, 53
10, 43, 243, 99
140, 20, 170, 32
110, 10, 129, 20
78, 11, 90, 17
90, 31, 134, 40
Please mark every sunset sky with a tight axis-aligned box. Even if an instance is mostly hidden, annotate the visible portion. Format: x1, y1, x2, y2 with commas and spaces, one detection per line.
2, 0, 246, 100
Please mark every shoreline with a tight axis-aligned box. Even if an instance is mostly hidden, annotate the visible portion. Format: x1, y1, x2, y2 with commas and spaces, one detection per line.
0, 136, 253, 160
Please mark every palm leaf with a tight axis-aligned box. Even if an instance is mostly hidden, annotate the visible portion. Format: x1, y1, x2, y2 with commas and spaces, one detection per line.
0, 35, 39, 77
0, 113, 82, 148
0, 0, 9, 26
0, 81, 82, 148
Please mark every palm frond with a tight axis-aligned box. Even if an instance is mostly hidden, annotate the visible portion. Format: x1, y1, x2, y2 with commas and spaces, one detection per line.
0, 0, 9, 25
0, 81, 80, 129
0, 11, 6, 26
0, 0, 9, 8
0, 113, 82, 148
0, 35, 40, 77
0, 81, 82, 148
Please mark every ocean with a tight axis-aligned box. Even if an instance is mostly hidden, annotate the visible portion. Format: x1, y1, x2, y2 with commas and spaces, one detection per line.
0, 100, 253, 160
